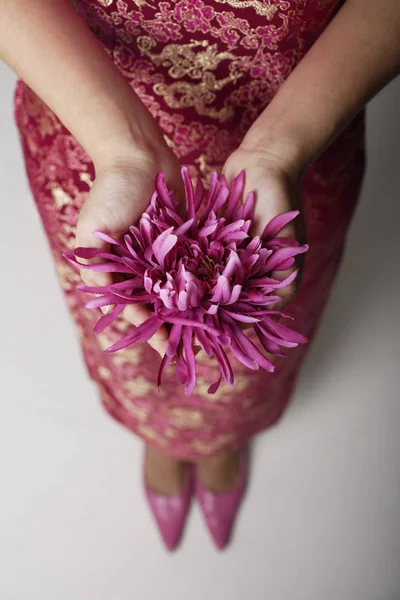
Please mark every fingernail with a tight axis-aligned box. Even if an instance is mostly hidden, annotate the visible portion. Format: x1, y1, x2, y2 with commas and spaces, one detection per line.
100, 305, 113, 315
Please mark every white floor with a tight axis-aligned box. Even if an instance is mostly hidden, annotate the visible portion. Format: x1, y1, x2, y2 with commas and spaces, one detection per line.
1, 63, 399, 600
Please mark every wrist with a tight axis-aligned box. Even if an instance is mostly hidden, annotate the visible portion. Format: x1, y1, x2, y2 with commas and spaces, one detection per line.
92, 126, 167, 176
240, 126, 314, 179
88, 97, 169, 174
240, 103, 330, 177
91, 127, 183, 203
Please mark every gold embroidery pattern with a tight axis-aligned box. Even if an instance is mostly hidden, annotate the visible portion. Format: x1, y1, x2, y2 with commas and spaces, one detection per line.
152, 74, 241, 122
212, 0, 277, 19
137, 36, 243, 121
137, 37, 237, 80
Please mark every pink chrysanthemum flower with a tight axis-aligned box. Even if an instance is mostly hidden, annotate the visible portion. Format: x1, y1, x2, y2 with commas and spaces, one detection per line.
64, 168, 309, 395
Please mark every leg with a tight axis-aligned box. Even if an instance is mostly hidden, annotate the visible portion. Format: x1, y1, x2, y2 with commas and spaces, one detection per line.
144, 443, 189, 495
197, 448, 242, 492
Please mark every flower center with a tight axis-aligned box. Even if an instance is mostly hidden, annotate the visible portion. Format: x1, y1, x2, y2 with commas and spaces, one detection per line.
199, 255, 216, 275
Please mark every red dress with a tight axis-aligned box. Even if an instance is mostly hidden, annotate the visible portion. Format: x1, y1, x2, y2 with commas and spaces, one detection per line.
13, 0, 365, 458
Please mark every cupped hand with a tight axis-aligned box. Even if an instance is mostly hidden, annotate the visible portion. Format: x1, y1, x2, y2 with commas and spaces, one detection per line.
75, 145, 184, 356
222, 145, 308, 312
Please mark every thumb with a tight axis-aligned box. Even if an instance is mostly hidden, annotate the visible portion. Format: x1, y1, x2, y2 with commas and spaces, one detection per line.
73, 230, 116, 313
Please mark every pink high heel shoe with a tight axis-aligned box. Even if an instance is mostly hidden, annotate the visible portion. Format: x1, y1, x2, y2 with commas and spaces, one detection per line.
195, 453, 247, 550
144, 464, 194, 551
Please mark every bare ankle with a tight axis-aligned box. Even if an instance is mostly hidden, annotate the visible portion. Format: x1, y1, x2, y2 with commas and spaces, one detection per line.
145, 445, 187, 495
198, 449, 241, 493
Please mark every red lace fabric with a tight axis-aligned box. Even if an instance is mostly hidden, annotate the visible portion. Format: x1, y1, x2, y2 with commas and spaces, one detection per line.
13, 0, 365, 458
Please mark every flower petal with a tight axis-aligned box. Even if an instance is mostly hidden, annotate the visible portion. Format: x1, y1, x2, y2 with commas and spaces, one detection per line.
229, 336, 259, 370
73, 248, 125, 261
105, 315, 162, 352
183, 326, 196, 396
177, 290, 188, 311
162, 315, 220, 335
166, 323, 183, 357
273, 257, 296, 271
221, 310, 260, 323
152, 227, 178, 268
262, 318, 308, 344
93, 304, 125, 334
226, 284, 242, 305
194, 176, 205, 211
225, 170, 245, 219
254, 325, 287, 357
182, 166, 196, 221
92, 231, 124, 247
242, 190, 255, 220
263, 245, 308, 272
155, 171, 176, 210
157, 353, 173, 388
226, 318, 275, 372
176, 346, 188, 384
207, 334, 234, 384
194, 327, 213, 356
261, 211, 299, 241
208, 376, 222, 394
211, 275, 231, 304
174, 218, 194, 237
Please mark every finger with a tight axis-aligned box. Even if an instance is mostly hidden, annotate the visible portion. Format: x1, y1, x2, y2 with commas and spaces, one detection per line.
74, 226, 117, 312
123, 304, 169, 357
271, 208, 307, 311
78, 267, 113, 291
270, 267, 298, 314
77, 257, 116, 314
148, 336, 169, 358
259, 197, 307, 310
269, 222, 300, 311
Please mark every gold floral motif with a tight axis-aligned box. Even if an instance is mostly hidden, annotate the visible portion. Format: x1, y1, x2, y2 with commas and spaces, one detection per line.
97, 332, 113, 351
194, 371, 251, 402
51, 185, 74, 209
137, 425, 168, 446
163, 134, 174, 149
98, 366, 112, 379
110, 349, 144, 367
96, 0, 113, 6
194, 154, 223, 181
164, 428, 177, 438
153, 77, 239, 122
100, 388, 113, 408
123, 376, 154, 396
212, 0, 277, 19
191, 433, 236, 455
137, 36, 243, 122
37, 114, 58, 139
79, 172, 94, 188
53, 257, 81, 290
119, 397, 150, 421
166, 408, 205, 429
160, 73, 242, 121
194, 376, 231, 403
26, 136, 39, 157
137, 37, 237, 80
131, 0, 158, 8
56, 230, 76, 250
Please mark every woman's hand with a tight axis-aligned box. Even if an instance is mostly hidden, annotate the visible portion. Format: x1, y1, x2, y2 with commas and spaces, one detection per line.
76, 143, 184, 357
222, 145, 307, 311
